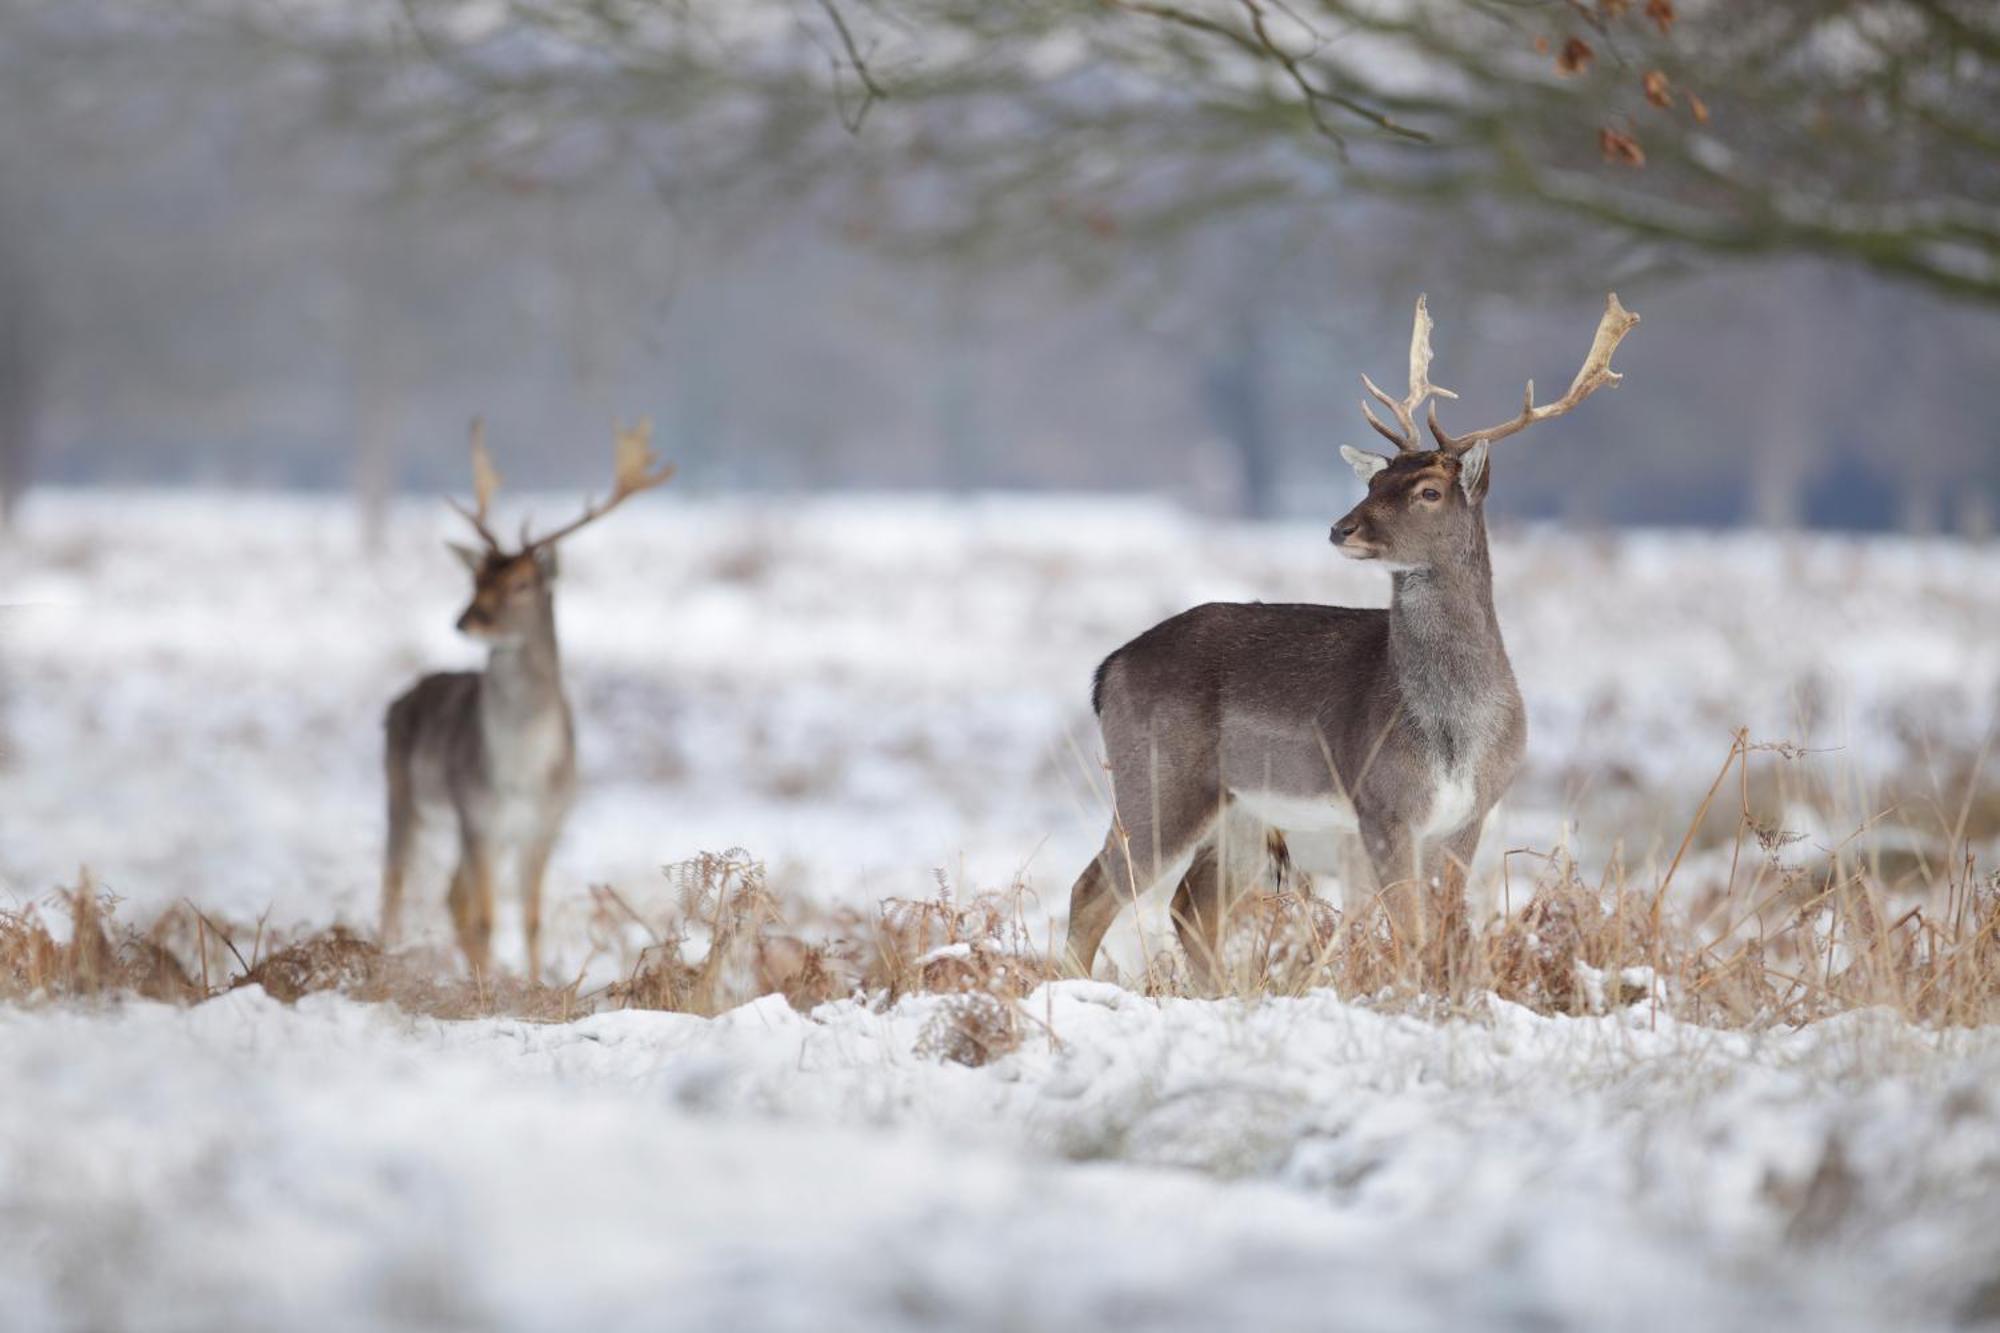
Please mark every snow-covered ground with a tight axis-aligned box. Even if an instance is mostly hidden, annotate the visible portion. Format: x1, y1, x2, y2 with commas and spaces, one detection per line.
5, 984, 2000, 1331
2, 492, 1998, 1331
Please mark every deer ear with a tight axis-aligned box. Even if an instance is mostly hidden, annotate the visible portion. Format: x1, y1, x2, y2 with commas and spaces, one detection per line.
1341, 446, 1389, 482
532, 545, 559, 581
448, 542, 485, 573
1457, 441, 1489, 502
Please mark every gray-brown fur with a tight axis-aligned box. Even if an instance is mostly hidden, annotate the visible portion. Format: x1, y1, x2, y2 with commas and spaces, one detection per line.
1065, 294, 1638, 986
382, 545, 577, 978
1065, 451, 1522, 985
384, 418, 672, 979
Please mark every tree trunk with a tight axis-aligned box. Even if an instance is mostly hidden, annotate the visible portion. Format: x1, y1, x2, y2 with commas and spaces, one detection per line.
1897, 480, 1938, 536
1202, 312, 1278, 519
1958, 489, 1996, 542
346, 213, 404, 554
1748, 268, 1825, 530
0, 238, 42, 533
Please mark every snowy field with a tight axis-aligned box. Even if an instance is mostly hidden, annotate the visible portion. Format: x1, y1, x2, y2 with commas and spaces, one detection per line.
7, 985, 2000, 1331
4, 491, 1995, 962
2, 491, 1999, 1331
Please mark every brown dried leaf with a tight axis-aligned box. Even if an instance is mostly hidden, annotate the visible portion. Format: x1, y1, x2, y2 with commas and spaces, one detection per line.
1645, 0, 1676, 35
1688, 91, 1710, 124
1599, 126, 1647, 167
1557, 36, 1595, 75
1643, 69, 1673, 109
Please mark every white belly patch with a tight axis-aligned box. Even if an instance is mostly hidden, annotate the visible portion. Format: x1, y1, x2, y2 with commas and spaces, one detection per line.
1234, 773, 1478, 844
1230, 789, 1362, 836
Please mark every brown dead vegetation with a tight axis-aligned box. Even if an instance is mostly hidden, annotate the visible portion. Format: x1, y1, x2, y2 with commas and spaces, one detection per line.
0, 877, 199, 1005
5, 739, 1997, 1043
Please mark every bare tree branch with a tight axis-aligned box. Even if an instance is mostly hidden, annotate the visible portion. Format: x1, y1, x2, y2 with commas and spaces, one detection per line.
814, 0, 888, 133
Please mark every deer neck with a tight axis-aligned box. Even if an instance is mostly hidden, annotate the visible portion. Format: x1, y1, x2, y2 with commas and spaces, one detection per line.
481, 596, 567, 726
1386, 521, 1512, 763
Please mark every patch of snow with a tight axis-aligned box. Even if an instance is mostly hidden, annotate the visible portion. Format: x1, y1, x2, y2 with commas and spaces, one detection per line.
0, 985, 1995, 1329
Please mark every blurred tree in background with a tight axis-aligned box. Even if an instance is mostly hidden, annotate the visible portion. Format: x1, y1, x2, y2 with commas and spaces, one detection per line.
305, 1, 1997, 296
0, 0, 1994, 531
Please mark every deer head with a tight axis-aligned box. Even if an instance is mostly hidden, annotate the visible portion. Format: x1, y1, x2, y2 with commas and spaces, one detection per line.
447, 417, 674, 642
1332, 293, 1638, 568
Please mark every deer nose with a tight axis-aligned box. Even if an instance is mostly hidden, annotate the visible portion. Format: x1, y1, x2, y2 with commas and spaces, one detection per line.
1331, 518, 1359, 544
457, 608, 487, 633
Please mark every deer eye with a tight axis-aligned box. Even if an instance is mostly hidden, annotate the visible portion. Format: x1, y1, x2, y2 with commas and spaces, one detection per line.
1420, 487, 1442, 502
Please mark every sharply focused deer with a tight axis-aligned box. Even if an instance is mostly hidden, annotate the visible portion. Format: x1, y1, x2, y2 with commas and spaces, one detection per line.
382, 419, 674, 977
1065, 294, 1640, 986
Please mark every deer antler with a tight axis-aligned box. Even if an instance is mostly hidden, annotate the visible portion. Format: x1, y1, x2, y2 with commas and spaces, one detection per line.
1359, 294, 1458, 453
448, 417, 506, 553
1427, 294, 1640, 454
522, 418, 676, 552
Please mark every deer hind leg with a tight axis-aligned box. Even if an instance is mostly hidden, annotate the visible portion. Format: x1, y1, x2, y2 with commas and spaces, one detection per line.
448, 834, 496, 977
1062, 846, 1122, 980
381, 750, 416, 950
518, 829, 560, 983
1064, 721, 1224, 979
1170, 804, 1273, 993
1169, 844, 1223, 991
1064, 802, 1222, 980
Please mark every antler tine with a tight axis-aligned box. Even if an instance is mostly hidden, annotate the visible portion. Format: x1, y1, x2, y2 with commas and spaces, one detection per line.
522, 417, 676, 552
1357, 294, 1456, 453
1359, 389, 1413, 450
448, 416, 505, 552
1429, 293, 1640, 454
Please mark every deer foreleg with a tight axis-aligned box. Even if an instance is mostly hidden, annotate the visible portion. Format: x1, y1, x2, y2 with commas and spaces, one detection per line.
1419, 822, 1484, 990
381, 763, 415, 951
1169, 844, 1224, 992
1359, 814, 1423, 961
448, 837, 496, 977
519, 830, 559, 983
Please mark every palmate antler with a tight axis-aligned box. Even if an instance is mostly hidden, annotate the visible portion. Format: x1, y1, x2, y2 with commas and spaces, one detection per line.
451, 417, 675, 556
1426, 294, 1640, 454
520, 419, 676, 553
1360, 294, 1457, 453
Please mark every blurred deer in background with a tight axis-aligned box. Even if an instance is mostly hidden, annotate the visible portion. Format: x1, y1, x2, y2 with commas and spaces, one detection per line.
1066, 294, 1639, 989
382, 419, 674, 977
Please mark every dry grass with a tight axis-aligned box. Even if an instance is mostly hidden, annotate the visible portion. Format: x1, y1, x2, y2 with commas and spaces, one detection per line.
4, 737, 1995, 1041
590, 856, 1049, 1061
1162, 731, 2000, 1027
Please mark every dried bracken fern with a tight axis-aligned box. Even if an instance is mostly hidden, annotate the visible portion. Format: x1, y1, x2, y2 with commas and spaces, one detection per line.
240, 927, 383, 1003
915, 992, 1023, 1068
864, 874, 1052, 1005
607, 849, 789, 1016
0, 878, 199, 1006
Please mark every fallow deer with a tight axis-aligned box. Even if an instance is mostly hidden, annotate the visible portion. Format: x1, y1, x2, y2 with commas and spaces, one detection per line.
382, 418, 674, 977
1064, 294, 1640, 986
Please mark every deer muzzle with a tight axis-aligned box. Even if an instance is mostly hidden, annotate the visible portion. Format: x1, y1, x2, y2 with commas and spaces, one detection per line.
1330, 511, 1378, 559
